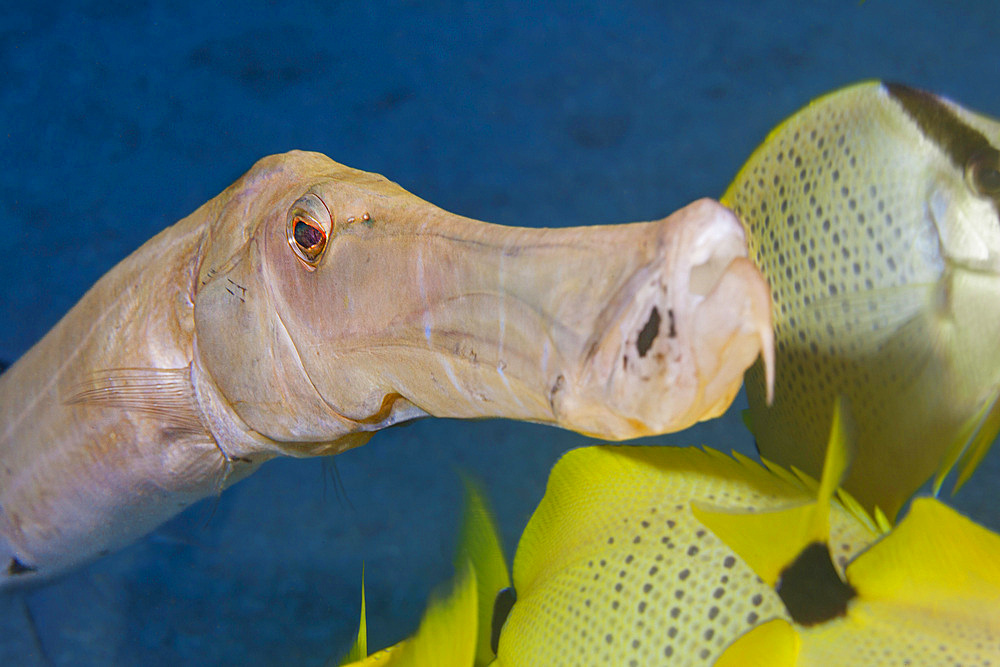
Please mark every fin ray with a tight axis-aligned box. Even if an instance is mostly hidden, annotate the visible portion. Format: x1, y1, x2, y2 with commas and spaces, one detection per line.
932, 388, 1000, 494
65, 366, 206, 436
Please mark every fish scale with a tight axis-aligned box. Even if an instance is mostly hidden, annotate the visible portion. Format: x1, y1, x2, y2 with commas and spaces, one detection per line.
724, 80, 1000, 519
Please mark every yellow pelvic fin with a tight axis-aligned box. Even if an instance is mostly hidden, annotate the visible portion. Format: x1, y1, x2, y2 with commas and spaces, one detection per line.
847, 497, 1000, 622
456, 475, 511, 666
933, 388, 1000, 495
336, 566, 368, 666
715, 618, 800, 667
692, 397, 855, 586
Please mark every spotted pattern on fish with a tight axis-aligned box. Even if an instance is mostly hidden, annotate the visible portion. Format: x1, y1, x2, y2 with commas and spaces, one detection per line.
494, 446, 879, 666
724, 80, 1000, 519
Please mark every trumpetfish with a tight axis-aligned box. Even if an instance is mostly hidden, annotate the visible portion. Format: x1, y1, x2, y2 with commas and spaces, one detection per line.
0, 150, 773, 587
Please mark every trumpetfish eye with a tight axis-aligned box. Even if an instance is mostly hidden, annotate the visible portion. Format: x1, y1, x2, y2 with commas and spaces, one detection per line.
286, 193, 333, 269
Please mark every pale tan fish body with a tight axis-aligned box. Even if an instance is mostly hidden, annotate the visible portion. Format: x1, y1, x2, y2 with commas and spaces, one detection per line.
0, 151, 773, 587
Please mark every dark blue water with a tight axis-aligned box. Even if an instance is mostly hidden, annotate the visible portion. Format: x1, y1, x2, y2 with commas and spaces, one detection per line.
2, 2, 998, 664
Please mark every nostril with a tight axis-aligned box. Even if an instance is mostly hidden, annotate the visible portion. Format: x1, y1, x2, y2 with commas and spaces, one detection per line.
636, 307, 661, 357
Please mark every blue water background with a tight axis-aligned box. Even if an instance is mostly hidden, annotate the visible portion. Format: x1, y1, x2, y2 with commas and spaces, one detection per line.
2, 2, 998, 664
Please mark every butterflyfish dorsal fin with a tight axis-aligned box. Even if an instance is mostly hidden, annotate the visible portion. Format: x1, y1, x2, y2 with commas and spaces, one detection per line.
456, 476, 510, 666
847, 497, 1000, 622
690, 498, 816, 587
693, 397, 855, 585
336, 566, 367, 665
346, 560, 479, 667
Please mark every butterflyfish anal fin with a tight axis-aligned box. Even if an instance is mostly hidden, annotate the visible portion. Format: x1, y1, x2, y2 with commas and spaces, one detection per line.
933, 388, 1000, 495
812, 397, 856, 535
847, 497, 1000, 621
715, 618, 800, 667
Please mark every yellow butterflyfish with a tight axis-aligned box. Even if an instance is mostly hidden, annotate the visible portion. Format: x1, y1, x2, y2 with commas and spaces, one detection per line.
341, 402, 1000, 665
725, 80, 1000, 519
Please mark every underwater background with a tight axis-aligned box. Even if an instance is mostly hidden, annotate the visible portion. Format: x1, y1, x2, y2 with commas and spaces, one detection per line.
1, 1, 998, 664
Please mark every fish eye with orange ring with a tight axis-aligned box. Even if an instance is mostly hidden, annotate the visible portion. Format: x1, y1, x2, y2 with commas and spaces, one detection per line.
286, 193, 333, 270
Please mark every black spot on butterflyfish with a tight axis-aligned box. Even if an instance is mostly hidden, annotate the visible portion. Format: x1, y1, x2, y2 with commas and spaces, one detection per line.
7, 557, 36, 576
776, 541, 856, 626
636, 307, 661, 357
491, 586, 517, 654
887, 82, 1000, 185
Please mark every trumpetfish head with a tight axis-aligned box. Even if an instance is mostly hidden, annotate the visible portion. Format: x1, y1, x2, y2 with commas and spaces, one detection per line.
191, 151, 774, 458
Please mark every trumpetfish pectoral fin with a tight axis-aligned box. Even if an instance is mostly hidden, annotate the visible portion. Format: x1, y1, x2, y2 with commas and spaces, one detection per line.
62, 366, 263, 492
65, 367, 208, 438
